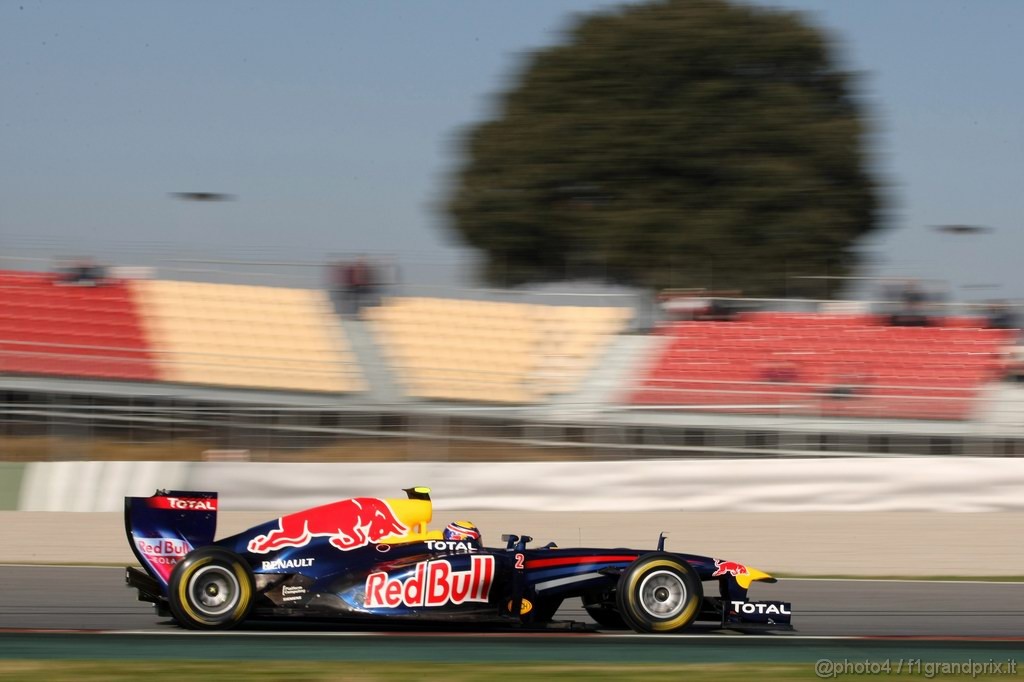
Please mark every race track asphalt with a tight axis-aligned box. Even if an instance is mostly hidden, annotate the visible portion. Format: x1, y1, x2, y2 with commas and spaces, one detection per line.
1, 566, 1022, 637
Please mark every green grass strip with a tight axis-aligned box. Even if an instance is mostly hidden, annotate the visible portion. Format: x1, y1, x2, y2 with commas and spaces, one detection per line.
0, 463, 25, 511
0, 661, 825, 681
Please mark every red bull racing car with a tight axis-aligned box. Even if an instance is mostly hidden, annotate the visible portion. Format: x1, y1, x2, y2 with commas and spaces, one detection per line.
125, 487, 792, 633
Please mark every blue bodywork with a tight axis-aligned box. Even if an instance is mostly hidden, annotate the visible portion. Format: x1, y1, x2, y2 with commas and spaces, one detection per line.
125, 488, 791, 629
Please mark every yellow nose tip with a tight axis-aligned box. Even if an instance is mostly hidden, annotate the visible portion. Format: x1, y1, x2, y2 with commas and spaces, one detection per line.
736, 566, 776, 589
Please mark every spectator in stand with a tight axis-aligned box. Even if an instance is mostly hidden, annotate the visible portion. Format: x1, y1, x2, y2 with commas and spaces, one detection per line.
345, 256, 375, 317
658, 289, 742, 322
760, 360, 799, 384
657, 291, 707, 321
985, 300, 1018, 330
703, 297, 737, 321
825, 371, 869, 400
889, 279, 931, 327
1002, 347, 1024, 384
54, 257, 107, 286
328, 259, 347, 313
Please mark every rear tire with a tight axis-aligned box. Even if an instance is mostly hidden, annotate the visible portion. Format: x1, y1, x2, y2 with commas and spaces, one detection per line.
615, 553, 702, 633
168, 547, 254, 630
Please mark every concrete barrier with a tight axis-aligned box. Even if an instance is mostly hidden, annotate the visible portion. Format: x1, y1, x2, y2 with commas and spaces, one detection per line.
18, 461, 188, 512
16, 458, 1024, 513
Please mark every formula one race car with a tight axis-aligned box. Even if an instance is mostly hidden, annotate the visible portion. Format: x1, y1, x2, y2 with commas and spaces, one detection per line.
125, 487, 792, 633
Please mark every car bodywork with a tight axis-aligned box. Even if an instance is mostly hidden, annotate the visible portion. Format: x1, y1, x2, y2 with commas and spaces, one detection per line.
125, 487, 792, 632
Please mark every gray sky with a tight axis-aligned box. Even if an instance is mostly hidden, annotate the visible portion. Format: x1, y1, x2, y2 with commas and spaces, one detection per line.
1, 1, 1021, 298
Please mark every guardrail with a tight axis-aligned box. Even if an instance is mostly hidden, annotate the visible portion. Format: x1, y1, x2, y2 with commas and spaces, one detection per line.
3, 399, 1024, 461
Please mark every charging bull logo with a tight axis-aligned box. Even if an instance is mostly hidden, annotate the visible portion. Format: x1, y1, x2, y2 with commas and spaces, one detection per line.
247, 498, 408, 554
712, 559, 748, 578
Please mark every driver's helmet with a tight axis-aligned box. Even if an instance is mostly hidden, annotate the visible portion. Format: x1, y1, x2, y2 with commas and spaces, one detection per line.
443, 520, 481, 544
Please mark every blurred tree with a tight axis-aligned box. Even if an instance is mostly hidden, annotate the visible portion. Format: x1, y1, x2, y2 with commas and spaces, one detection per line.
446, 0, 880, 296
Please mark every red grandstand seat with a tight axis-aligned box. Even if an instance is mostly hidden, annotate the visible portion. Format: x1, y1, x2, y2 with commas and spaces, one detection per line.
630, 313, 1014, 421
0, 270, 159, 382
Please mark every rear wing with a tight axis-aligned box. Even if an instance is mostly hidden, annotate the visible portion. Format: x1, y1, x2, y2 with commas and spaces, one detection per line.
125, 490, 218, 588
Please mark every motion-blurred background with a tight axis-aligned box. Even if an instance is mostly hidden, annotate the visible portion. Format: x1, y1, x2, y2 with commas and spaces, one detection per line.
2, 1, 1023, 570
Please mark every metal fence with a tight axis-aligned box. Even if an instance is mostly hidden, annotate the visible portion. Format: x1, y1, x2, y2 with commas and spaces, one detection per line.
4, 389, 1024, 462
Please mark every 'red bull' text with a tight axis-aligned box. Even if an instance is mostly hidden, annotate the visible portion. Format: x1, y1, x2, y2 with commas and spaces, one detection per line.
364, 556, 494, 609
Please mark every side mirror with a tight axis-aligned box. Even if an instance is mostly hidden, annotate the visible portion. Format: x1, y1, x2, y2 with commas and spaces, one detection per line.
501, 534, 533, 551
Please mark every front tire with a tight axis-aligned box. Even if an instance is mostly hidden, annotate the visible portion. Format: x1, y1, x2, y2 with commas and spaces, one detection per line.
168, 547, 254, 630
615, 553, 702, 633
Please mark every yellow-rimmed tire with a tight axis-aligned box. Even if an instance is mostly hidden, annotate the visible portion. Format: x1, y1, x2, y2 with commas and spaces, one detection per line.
168, 547, 254, 630
616, 553, 702, 633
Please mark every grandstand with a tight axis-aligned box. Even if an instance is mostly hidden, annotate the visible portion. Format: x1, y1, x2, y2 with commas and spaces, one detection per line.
630, 312, 1013, 420
366, 297, 630, 403
2, 266, 1024, 461
0, 271, 365, 394
134, 279, 364, 393
0, 270, 158, 382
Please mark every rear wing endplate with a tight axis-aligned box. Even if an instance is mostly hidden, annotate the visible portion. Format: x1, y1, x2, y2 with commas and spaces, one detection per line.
124, 490, 218, 589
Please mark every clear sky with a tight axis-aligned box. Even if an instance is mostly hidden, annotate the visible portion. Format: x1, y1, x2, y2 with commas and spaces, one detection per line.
1, 0, 1022, 299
